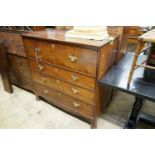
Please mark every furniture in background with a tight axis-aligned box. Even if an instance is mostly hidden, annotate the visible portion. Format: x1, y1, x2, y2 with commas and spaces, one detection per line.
107, 27, 151, 61
126, 26, 146, 44
0, 41, 13, 93
22, 29, 119, 128
107, 26, 129, 61
100, 52, 155, 128
55, 26, 73, 30
30, 26, 46, 31
0, 26, 46, 32
0, 26, 46, 92
128, 29, 155, 86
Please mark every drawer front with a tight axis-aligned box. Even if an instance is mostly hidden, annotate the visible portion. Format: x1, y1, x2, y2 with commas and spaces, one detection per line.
10, 70, 34, 91
28, 59, 95, 90
35, 82, 94, 117
23, 38, 54, 63
54, 44, 97, 76
32, 71, 95, 104
23, 38, 97, 76
8, 54, 31, 78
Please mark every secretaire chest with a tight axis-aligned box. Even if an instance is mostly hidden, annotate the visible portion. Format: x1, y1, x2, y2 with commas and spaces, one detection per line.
22, 29, 119, 128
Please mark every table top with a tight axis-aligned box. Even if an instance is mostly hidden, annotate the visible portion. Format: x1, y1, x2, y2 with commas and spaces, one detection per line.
139, 29, 155, 43
22, 29, 118, 49
99, 52, 155, 102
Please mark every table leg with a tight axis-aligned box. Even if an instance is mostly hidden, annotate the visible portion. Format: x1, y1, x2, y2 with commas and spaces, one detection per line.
91, 117, 97, 129
124, 97, 143, 129
139, 112, 155, 127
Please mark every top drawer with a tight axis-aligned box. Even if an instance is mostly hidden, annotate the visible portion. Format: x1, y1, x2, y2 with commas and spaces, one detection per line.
54, 43, 97, 76
23, 38, 97, 76
23, 38, 55, 63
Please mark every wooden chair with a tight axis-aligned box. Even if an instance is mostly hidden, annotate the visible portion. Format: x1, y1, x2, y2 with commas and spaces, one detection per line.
128, 29, 155, 86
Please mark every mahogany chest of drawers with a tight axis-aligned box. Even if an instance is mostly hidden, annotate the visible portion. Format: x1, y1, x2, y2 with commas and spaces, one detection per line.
22, 30, 119, 128
0, 30, 34, 92
0, 27, 46, 92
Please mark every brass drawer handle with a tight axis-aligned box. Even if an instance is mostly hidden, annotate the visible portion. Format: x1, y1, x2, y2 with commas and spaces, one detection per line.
23, 81, 27, 85
54, 68, 58, 72
38, 65, 44, 71
72, 102, 80, 108
41, 77, 46, 82
68, 55, 77, 62
34, 48, 41, 62
58, 92, 62, 96
51, 43, 55, 49
56, 80, 60, 84
43, 90, 48, 94
38, 56, 42, 61
34, 48, 41, 52
71, 88, 79, 94
71, 75, 79, 82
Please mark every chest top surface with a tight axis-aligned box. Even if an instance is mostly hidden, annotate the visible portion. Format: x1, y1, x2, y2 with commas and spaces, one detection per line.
22, 29, 118, 49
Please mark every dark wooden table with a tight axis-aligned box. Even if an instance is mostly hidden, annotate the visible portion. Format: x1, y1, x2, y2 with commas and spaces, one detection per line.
99, 52, 155, 128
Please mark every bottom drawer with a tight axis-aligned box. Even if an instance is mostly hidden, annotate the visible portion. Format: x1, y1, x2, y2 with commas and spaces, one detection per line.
34, 82, 94, 117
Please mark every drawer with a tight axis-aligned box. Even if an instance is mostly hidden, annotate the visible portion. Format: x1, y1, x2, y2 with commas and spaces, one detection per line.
23, 38, 97, 76
10, 71, 34, 91
23, 38, 54, 63
8, 54, 31, 78
31, 71, 95, 104
54, 44, 97, 76
28, 59, 95, 90
34, 82, 94, 117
